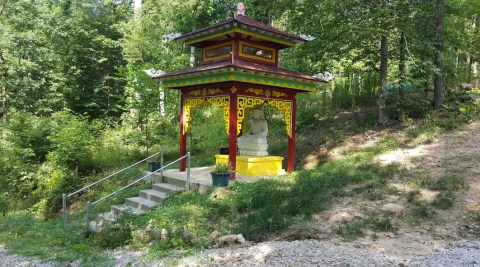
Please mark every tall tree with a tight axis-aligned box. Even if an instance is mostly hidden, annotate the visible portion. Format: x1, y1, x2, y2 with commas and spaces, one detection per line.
434, 0, 445, 109
378, 27, 389, 124
0, 1, 7, 122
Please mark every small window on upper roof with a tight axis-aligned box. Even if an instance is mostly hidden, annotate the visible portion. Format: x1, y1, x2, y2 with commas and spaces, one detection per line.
239, 41, 276, 63
204, 43, 232, 60
242, 45, 273, 59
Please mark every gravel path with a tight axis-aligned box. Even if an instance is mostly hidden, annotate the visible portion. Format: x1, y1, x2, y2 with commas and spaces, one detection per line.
0, 245, 58, 267
2, 239, 480, 266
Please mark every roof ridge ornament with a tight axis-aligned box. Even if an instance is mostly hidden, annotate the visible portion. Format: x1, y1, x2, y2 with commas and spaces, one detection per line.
144, 69, 166, 78
299, 34, 316, 41
237, 3, 245, 16
313, 72, 338, 82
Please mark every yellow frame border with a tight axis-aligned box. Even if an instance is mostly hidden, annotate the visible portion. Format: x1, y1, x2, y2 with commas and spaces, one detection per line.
203, 41, 234, 61
239, 41, 276, 63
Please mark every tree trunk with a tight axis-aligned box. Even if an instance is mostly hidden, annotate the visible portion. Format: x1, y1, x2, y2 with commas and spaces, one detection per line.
0, 6, 6, 122
472, 16, 477, 79
0, 50, 7, 122
399, 31, 406, 95
134, 0, 142, 21
433, 0, 445, 109
378, 33, 389, 124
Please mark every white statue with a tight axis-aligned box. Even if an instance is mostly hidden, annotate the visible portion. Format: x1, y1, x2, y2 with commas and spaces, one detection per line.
237, 109, 268, 156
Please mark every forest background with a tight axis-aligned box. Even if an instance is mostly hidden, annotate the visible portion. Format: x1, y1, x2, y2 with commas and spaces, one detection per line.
0, 0, 479, 220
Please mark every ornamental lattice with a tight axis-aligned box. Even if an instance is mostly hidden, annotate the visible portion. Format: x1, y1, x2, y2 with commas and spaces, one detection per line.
237, 96, 292, 137
184, 96, 230, 134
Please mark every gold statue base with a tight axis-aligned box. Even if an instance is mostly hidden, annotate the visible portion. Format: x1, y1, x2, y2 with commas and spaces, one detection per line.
215, 154, 285, 177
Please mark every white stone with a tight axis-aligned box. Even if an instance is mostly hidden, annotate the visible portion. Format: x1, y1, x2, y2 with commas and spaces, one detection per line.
381, 203, 405, 213
218, 234, 246, 245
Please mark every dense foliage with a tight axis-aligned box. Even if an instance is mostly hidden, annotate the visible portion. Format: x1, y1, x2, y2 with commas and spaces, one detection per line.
0, 0, 478, 219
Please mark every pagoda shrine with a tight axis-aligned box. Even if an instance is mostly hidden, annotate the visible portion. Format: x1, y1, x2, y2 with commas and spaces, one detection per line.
148, 4, 326, 179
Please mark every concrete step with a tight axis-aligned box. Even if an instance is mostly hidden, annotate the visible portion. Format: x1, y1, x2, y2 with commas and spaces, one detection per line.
152, 182, 185, 193
139, 189, 167, 203
111, 204, 145, 216
143, 171, 163, 183
161, 174, 187, 188
125, 197, 159, 211
161, 168, 213, 193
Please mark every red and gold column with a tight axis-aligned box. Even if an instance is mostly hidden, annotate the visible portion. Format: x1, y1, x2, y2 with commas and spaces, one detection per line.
228, 93, 238, 180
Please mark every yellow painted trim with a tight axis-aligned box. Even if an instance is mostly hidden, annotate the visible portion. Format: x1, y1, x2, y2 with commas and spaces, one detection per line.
163, 71, 318, 92
186, 28, 296, 47
203, 41, 234, 61
239, 41, 276, 63
215, 154, 285, 176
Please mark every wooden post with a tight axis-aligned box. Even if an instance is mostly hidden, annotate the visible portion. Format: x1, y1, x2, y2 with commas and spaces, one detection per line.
228, 93, 237, 180
287, 97, 297, 173
179, 95, 187, 171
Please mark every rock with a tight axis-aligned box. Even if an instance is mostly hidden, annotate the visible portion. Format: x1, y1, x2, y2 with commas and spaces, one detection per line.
161, 228, 168, 241
209, 230, 221, 240
218, 234, 246, 245
183, 228, 197, 242
381, 203, 405, 213
209, 188, 233, 201
132, 229, 156, 244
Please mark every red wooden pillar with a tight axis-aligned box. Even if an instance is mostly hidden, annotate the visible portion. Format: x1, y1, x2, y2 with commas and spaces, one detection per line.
228, 93, 238, 180
179, 95, 187, 171
287, 96, 297, 173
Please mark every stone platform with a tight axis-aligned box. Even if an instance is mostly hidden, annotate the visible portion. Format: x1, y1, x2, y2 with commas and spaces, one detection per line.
215, 154, 285, 177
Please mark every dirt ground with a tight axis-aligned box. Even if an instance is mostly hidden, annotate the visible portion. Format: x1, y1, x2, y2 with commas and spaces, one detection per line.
295, 119, 480, 261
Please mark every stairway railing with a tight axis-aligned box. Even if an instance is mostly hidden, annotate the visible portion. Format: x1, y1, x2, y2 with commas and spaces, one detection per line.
84, 152, 190, 229
62, 150, 164, 228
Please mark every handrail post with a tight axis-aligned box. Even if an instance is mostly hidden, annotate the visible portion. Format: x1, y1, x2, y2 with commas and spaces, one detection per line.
186, 152, 191, 190
160, 151, 164, 178
86, 201, 91, 230
62, 194, 67, 229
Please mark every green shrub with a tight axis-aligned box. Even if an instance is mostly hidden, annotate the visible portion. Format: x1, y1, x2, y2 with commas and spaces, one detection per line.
0, 193, 9, 216
94, 222, 133, 249
386, 90, 432, 119
47, 111, 95, 174
211, 162, 230, 173
32, 164, 77, 219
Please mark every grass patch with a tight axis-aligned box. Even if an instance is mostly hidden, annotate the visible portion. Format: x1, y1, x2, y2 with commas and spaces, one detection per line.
406, 124, 438, 145
336, 212, 396, 241
0, 213, 112, 266
432, 192, 456, 209
365, 212, 396, 233
139, 149, 400, 247
429, 174, 467, 191
336, 220, 365, 241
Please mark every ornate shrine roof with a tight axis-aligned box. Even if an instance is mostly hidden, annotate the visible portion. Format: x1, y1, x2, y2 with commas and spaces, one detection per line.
149, 4, 326, 91
175, 14, 306, 48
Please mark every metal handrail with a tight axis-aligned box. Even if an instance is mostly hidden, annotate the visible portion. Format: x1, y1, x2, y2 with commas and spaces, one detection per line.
85, 152, 191, 229
62, 151, 163, 227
